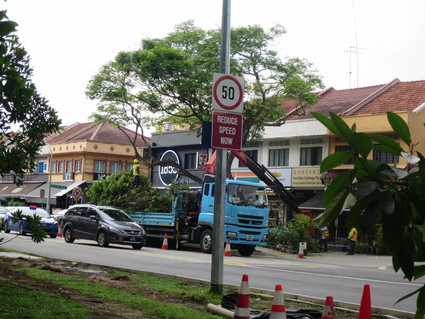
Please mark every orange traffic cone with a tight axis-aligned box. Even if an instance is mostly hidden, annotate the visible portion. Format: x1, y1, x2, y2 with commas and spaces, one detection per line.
270, 284, 286, 319
57, 224, 63, 238
234, 274, 250, 319
322, 296, 335, 319
358, 285, 372, 319
161, 233, 169, 250
224, 239, 232, 257
297, 243, 304, 258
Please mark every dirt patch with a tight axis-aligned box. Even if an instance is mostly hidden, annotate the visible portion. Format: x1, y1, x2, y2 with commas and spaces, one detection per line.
0, 255, 209, 318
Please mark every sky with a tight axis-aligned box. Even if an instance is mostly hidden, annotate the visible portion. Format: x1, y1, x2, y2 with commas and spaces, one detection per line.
3, 0, 425, 129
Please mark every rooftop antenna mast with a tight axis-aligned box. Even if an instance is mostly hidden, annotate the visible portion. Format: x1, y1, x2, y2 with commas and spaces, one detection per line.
345, 0, 363, 88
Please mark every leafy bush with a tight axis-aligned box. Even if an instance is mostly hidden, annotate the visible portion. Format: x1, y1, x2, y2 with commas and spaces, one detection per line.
267, 226, 299, 253
86, 171, 172, 213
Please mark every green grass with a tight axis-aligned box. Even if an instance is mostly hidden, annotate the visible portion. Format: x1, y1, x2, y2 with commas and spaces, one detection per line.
17, 266, 220, 319
0, 282, 91, 319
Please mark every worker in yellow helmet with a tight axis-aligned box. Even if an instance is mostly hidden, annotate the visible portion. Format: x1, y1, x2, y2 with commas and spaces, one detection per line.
132, 159, 142, 186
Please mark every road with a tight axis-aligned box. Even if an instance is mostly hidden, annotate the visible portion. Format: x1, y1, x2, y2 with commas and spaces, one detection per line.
0, 233, 421, 315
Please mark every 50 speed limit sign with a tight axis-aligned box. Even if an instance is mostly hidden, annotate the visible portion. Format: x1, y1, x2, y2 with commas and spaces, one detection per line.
212, 73, 244, 113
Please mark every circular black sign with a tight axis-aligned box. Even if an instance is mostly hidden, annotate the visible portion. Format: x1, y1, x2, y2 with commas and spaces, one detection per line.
158, 150, 180, 186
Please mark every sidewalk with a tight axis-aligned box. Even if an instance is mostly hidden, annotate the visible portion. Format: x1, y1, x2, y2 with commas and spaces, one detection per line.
256, 247, 393, 270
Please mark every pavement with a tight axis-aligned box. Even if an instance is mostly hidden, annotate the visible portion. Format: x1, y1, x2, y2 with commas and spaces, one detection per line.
256, 247, 394, 270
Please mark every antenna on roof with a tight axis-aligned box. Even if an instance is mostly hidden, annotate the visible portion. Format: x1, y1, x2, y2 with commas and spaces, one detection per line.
345, 0, 364, 88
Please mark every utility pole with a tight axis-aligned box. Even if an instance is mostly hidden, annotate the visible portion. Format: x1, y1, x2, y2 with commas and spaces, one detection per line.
210, 0, 231, 294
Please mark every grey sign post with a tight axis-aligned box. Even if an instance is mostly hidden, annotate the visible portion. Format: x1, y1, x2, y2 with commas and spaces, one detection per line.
210, 0, 231, 294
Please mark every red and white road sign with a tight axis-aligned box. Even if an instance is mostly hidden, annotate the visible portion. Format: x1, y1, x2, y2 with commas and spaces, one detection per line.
212, 73, 244, 113
211, 111, 243, 150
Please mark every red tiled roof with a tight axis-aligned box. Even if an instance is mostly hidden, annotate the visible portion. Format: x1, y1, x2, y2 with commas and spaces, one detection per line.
287, 84, 388, 120
47, 122, 151, 147
351, 80, 425, 115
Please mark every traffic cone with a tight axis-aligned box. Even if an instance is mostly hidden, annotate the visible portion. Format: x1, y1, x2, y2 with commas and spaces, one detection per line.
358, 285, 372, 319
270, 284, 286, 319
57, 224, 63, 238
234, 274, 250, 319
161, 233, 169, 250
224, 239, 232, 257
322, 296, 335, 319
297, 243, 304, 258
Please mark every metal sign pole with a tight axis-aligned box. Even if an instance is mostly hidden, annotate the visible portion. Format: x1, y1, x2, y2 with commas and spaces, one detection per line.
211, 0, 231, 294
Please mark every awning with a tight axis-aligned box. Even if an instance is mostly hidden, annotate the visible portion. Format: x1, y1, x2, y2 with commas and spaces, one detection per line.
0, 183, 44, 198
24, 180, 86, 201
298, 191, 325, 210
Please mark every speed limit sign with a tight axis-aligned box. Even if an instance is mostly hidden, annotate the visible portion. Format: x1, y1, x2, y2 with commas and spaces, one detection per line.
212, 73, 244, 113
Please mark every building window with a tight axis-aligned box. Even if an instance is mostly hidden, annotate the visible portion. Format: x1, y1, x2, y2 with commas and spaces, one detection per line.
335, 145, 356, 164
184, 153, 197, 169
300, 147, 322, 166
58, 161, 64, 173
37, 161, 48, 173
269, 149, 289, 167
74, 160, 81, 172
127, 163, 133, 171
374, 148, 399, 164
51, 161, 56, 173
239, 150, 258, 167
111, 162, 122, 173
66, 160, 73, 172
94, 160, 106, 173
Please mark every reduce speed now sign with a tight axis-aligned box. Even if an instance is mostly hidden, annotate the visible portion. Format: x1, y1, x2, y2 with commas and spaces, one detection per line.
212, 73, 244, 113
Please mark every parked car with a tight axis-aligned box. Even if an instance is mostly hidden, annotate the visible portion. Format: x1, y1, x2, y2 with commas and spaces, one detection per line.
3, 206, 58, 238
52, 209, 68, 223
62, 204, 146, 250
0, 206, 8, 228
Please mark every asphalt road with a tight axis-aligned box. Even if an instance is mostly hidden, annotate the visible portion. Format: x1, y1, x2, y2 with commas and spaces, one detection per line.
0, 232, 421, 315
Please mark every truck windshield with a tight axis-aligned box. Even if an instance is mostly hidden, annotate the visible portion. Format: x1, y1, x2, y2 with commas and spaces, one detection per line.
228, 184, 268, 207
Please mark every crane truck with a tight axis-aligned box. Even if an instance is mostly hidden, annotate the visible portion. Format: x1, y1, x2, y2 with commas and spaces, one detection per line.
128, 150, 297, 257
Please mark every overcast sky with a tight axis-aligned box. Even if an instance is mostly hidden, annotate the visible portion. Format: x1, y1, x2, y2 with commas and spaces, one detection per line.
3, 0, 425, 128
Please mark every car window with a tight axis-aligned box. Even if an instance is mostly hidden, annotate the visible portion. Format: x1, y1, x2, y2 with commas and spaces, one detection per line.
98, 208, 132, 222
85, 208, 97, 218
0, 207, 8, 214
14, 207, 50, 218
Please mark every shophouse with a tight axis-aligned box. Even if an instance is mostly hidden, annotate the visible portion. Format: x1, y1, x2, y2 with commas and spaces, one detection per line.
0, 122, 150, 210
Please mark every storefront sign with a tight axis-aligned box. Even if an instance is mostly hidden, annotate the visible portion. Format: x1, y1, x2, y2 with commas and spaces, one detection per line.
292, 167, 323, 188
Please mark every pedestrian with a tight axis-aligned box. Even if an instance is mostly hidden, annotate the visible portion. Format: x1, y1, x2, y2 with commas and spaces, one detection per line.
320, 226, 329, 252
347, 225, 358, 255
132, 159, 142, 186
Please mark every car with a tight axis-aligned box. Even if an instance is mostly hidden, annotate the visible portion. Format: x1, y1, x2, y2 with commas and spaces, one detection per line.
62, 204, 146, 250
52, 209, 68, 222
3, 206, 58, 238
0, 206, 9, 229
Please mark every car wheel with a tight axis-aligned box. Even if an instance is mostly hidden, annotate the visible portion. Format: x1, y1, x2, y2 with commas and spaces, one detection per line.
18, 223, 26, 236
97, 231, 109, 247
63, 227, 75, 243
132, 244, 143, 250
4, 221, 10, 233
200, 229, 213, 254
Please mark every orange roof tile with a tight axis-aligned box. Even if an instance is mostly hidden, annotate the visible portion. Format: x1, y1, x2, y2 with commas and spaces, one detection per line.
352, 80, 425, 115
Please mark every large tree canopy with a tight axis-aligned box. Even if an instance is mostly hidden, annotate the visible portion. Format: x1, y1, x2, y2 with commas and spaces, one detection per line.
0, 11, 61, 183
86, 21, 323, 172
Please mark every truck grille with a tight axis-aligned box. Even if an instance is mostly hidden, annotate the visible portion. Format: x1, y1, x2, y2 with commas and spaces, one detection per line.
237, 214, 264, 226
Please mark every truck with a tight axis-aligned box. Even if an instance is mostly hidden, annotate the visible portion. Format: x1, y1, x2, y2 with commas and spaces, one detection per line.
128, 174, 270, 257
129, 150, 298, 256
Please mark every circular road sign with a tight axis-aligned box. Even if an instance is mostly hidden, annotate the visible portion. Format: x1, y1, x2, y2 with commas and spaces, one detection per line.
72, 187, 82, 199
158, 150, 180, 186
212, 73, 244, 113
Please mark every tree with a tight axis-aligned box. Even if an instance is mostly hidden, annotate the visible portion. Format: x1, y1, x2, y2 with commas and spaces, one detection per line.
312, 111, 425, 319
85, 171, 172, 213
86, 21, 323, 177
0, 11, 61, 183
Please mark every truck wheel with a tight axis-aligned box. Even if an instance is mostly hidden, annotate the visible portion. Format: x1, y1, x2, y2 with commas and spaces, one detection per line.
237, 245, 255, 257
200, 229, 213, 254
